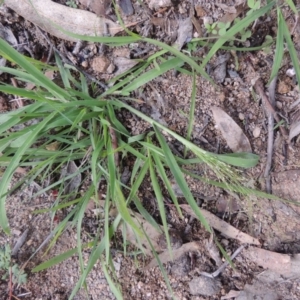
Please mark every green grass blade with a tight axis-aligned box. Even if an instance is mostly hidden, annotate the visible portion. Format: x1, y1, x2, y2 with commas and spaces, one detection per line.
0, 38, 70, 100
281, 10, 300, 87
153, 125, 211, 232
200, 1, 275, 68
101, 257, 122, 300
0, 111, 57, 233
184, 69, 196, 157
148, 149, 171, 256
122, 57, 183, 93
143, 37, 213, 83
115, 182, 143, 236
268, 8, 284, 84
285, 0, 298, 14
214, 152, 259, 168
152, 152, 183, 218
32, 241, 95, 272
54, 52, 71, 89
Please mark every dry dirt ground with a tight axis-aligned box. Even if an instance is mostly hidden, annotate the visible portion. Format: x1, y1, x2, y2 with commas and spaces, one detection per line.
1, 0, 300, 299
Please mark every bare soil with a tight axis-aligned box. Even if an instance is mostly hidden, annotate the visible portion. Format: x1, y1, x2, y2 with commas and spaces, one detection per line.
1, 0, 300, 299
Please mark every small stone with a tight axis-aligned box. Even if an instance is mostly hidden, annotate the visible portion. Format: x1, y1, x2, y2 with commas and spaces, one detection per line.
253, 126, 261, 138
286, 68, 295, 77
189, 276, 221, 296
238, 113, 245, 120
81, 60, 88, 68
203, 16, 213, 26
91, 56, 111, 73
276, 101, 282, 109
277, 80, 290, 94
106, 62, 115, 74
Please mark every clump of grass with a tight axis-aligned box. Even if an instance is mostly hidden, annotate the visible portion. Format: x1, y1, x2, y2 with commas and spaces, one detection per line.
0, 0, 299, 298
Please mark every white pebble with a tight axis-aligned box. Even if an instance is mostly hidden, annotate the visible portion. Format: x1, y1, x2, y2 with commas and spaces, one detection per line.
253, 126, 261, 138
286, 68, 295, 77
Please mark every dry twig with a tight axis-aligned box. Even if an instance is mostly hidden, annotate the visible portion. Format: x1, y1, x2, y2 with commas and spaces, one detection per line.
200, 244, 246, 278
264, 76, 277, 193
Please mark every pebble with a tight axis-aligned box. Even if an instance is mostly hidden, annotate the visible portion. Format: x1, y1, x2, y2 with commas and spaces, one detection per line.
286, 67, 295, 77
238, 113, 245, 120
277, 80, 290, 94
91, 56, 111, 73
81, 60, 88, 68
253, 126, 261, 138
276, 101, 282, 109
189, 276, 221, 296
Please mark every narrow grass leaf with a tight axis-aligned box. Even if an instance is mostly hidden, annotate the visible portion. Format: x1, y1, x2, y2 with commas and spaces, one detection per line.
281, 10, 300, 87
0, 112, 57, 233
285, 0, 298, 14
268, 8, 284, 84
154, 125, 211, 232
122, 57, 183, 93
148, 151, 171, 256
70, 215, 122, 299
215, 152, 259, 168
143, 37, 213, 83
200, 1, 275, 68
133, 195, 161, 231
184, 69, 196, 157
115, 182, 142, 236
32, 241, 95, 272
55, 52, 70, 88
101, 258, 122, 300
152, 153, 183, 218
128, 158, 149, 201
0, 38, 70, 100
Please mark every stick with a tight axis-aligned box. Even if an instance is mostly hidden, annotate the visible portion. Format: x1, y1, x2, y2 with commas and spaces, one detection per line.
264, 76, 277, 193
253, 79, 289, 140
200, 244, 246, 278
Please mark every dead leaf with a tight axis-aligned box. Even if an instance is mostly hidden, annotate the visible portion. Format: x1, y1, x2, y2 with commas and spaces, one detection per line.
79, 0, 110, 16
290, 120, 300, 141
174, 18, 193, 50
205, 235, 222, 266
113, 57, 138, 76
5, 0, 123, 42
212, 53, 230, 83
0, 57, 6, 75
146, 242, 201, 269
0, 23, 18, 46
0, 23, 18, 75
26, 70, 55, 90
219, 2, 246, 24
181, 204, 260, 245
12, 229, 29, 256
148, 0, 172, 10
194, 5, 207, 17
211, 106, 252, 153
215, 3, 237, 14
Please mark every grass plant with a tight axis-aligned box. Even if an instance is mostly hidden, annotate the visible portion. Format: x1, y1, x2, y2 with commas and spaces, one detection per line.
0, 0, 299, 298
